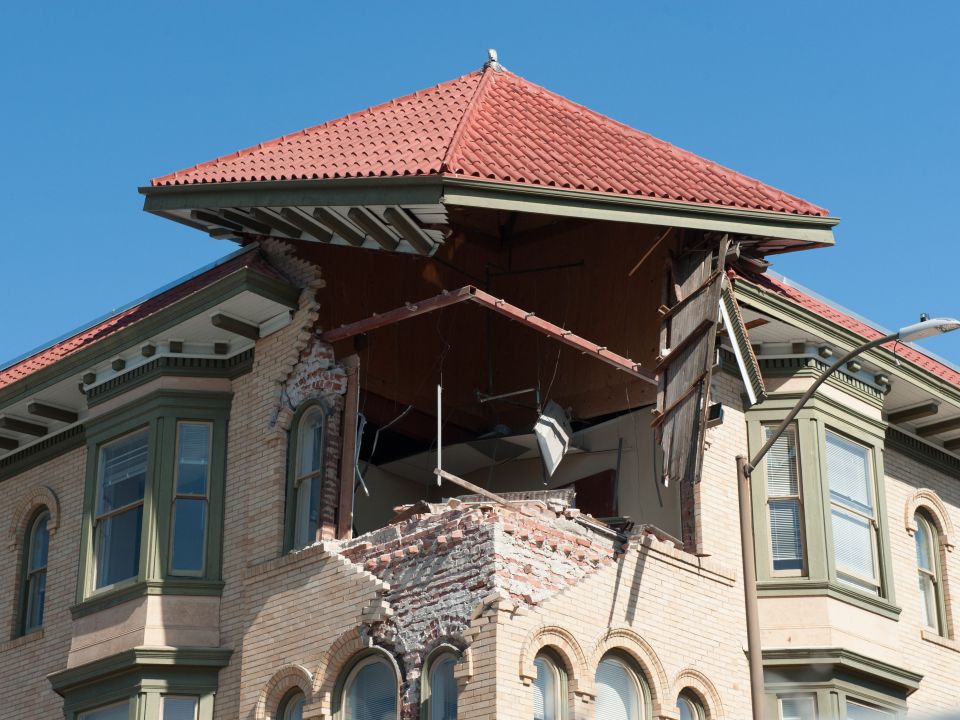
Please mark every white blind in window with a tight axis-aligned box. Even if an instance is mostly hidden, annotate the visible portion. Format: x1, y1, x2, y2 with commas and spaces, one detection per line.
826, 432, 872, 513
595, 658, 639, 720
779, 695, 816, 720
764, 425, 798, 496
533, 657, 556, 720
345, 659, 397, 720
429, 655, 458, 720
98, 430, 149, 514
769, 500, 803, 568
832, 508, 877, 583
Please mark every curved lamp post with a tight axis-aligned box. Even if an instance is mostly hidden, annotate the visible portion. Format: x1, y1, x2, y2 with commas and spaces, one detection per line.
737, 317, 960, 720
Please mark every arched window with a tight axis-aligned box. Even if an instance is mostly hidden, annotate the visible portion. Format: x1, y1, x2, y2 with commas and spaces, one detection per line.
21, 509, 50, 634
278, 689, 305, 720
595, 655, 646, 720
533, 653, 565, 720
915, 511, 945, 634
289, 404, 326, 549
423, 650, 458, 720
676, 690, 705, 720
342, 654, 398, 720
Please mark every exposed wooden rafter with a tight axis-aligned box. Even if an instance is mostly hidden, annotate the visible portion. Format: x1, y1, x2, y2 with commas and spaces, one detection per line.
27, 402, 78, 424
210, 313, 260, 341
916, 416, 960, 438
348, 207, 399, 251
0, 416, 48, 437
0, 436, 19, 451
313, 207, 365, 247
887, 402, 940, 425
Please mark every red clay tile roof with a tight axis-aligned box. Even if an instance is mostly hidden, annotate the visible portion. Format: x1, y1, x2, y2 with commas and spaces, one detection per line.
0, 249, 284, 392
152, 67, 827, 217
733, 271, 960, 387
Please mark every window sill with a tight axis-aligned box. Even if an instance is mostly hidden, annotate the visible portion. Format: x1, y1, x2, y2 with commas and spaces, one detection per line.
756, 579, 901, 620
921, 629, 960, 653
71, 578, 225, 619
0, 628, 43, 653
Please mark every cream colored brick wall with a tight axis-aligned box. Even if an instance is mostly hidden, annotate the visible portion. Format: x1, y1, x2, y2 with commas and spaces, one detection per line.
0, 447, 84, 718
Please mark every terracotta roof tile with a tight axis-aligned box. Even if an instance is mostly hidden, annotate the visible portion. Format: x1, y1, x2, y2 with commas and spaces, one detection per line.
733, 271, 960, 387
152, 68, 827, 217
0, 249, 283, 392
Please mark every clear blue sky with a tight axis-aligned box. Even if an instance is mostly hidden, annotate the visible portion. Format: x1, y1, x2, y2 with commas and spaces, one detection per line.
2, 2, 959, 365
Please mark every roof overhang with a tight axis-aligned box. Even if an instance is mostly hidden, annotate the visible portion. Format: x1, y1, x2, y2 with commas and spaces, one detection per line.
140, 175, 838, 256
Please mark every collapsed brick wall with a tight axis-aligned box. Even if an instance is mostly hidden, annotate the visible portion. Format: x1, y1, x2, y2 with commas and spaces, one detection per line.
336, 500, 619, 718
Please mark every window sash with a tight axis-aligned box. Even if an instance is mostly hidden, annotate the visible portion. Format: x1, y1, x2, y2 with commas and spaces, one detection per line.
595, 657, 642, 720
162, 696, 199, 720
24, 567, 46, 632
845, 700, 895, 719
343, 656, 397, 720
428, 654, 458, 720
779, 694, 817, 720
78, 701, 130, 720
170, 422, 212, 575
534, 656, 561, 720
763, 424, 805, 574
292, 408, 326, 549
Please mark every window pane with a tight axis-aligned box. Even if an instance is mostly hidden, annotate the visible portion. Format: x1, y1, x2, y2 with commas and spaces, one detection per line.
298, 409, 324, 475
176, 423, 210, 495
283, 695, 305, 720
677, 695, 699, 720
162, 697, 198, 720
914, 515, 934, 571
769, 499, 803, 571
533, 657, 557, 720
171, 498, 207, 572
919, 572, 939, 631
96, 505, 143, 587
831, 507, 877, 587
345, 658, 396, 720
846, 700, 894, 719
29, 514, 49, 570
98, 430, 148, 514
764, 425, 799, 496
79, 701, 129, 720
429, 655, 458, 720
595, 658, 640, 720
825, 432, 873, 514
779, 695, 817, 720
26, 570, 46, 630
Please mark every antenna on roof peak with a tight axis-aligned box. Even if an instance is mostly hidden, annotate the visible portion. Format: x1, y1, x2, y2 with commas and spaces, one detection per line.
485, 48, 505, 72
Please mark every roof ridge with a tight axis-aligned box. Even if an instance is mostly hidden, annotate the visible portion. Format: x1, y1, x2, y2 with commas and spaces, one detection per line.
480, 70, 825, 214
439, 65, 496, 174
152, 71, 483, 186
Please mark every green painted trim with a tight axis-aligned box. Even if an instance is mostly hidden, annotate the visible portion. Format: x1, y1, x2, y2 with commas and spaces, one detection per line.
440, 177, 838, 246
141, 175, 444, 210
733, 277, 960, 405
77, 390, 231, 607
762, 647, 922, 693
70, 579, 225, 620
85, 351, 253, 407
885, 428, 960, 477
0, 423, 86, 482
0, 267, 297, 410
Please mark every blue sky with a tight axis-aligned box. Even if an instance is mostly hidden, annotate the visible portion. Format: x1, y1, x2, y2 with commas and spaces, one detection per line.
2, 2, 959, 365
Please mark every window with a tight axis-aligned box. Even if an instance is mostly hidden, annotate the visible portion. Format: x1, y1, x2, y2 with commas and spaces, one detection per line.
594, 656, 644, 720
845, 700, 895, 719
676, 691, 704, 720
290, 405, 326, 549
21, 509, 50, 633
162, 697, 199, 720
764, 424, 805, 574
170, 422, 212, 574
778, 694, 817, 720
278, 690, 305, 720
425, 651, 457, 720
94, 428, 149, 588
78, 701, 130, 720
533, 654, 564, 720
342, 655, 397, 720
914, 512, 944, 634
826, 431, 880, 594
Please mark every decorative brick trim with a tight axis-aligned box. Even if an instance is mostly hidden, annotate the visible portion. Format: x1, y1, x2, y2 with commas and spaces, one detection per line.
7, 485, 60, 549
518, 625, 591, 699
904, 488, 955, 551
589, 627, 670, 717
256, 664, 314, 720
672, 667, 725, 719
632, 531, 737, 586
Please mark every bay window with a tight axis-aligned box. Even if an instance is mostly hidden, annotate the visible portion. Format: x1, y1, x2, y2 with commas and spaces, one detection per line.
764, 424, 805, 574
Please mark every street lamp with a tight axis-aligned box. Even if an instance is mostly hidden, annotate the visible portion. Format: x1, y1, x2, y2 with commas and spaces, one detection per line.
736, 317, 960, 720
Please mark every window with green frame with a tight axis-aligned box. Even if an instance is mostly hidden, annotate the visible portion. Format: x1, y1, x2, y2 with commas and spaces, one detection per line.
76, 390, 231, 612
748, 394, 898, 617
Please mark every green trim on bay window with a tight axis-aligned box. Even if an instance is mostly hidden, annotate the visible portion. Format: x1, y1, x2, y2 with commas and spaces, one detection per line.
49, 646, 230, 720
747, 392, 898, 616
75, 390, 231, 611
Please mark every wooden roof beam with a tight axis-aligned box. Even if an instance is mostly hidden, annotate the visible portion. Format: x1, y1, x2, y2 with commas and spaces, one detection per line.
348, 207, 399, 251
916, 416, 960, 437
27, 402, 79, 424
220, 209, 272, 235
210, 313, 260, 341
887, 402, 939, 425
383, 206, 435, 255
249, 207, 303, 239
280, 207, 334, 243
313, 207, 365, 247
0, 416, 48, 437
0, 436, 19, 451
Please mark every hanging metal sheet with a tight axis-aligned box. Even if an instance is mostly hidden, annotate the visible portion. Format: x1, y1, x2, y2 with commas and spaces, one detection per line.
719, 275, 767, 407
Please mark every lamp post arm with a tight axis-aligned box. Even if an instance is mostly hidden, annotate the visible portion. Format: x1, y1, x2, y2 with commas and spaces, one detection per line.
746, 331, 897, 472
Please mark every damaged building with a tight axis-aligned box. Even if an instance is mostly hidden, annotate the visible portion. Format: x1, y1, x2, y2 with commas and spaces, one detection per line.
1, 57, 959, 719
